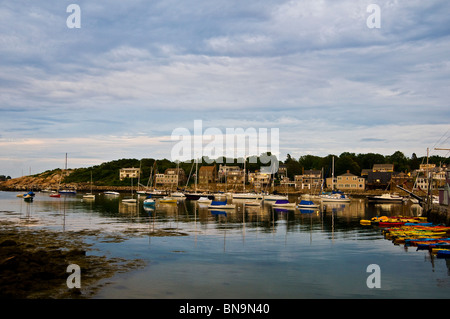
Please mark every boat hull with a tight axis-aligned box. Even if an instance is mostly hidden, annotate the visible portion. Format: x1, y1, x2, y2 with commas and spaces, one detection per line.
185, 193, 215, 200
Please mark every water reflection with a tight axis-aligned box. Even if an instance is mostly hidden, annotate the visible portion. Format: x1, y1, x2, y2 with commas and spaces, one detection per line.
3, 191, 449, 299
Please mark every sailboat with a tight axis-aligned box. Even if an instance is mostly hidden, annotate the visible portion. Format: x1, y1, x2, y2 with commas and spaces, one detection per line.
320, 156, 350, 203
143, 194, 155, 206
298, 200, 320, 208
122, 177, 137, 203
83, 171, 95, 199
232, 157, 263, 199
185, 158, 214, 200
59, 153, 77, 195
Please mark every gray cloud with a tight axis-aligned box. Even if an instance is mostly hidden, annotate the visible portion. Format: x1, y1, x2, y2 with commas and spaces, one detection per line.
1, 0, 449, 177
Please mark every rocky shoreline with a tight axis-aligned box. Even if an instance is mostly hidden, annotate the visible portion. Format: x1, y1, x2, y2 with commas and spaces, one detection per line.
0, 220, 147, 299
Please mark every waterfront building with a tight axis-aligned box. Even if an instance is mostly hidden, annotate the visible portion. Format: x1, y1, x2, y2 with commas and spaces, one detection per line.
413, 164, 447, 191
154, 168, 186, 188
218, 165, 244, 185
248, 171, 271, 188
277, 164, 287, 180
438, 169, 450, 206
335, 171, 365, 191
325, 177, 337, 190
372, 164, 394, 172
366, 171, 392, 189
295, 170, 323, 190
119, 167, 141, 181
198, 165, 217, 186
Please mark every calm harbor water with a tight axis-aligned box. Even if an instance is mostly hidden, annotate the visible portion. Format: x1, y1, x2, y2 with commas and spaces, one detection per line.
1, 191, 449, 299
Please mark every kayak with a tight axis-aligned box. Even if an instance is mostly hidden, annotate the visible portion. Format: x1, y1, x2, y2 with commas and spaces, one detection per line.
437, 250, 450, 258
378, 222, 405, 227
417, 242, 450, 250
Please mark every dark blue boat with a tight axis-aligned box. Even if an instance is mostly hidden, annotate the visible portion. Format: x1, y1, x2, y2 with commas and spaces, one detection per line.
437, 250, 450, 258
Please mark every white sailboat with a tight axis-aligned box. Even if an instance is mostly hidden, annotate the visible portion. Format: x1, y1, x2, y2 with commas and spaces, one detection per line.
83, 171, 95, 199
232, 157, 263, 200
320, 156, 351, 203
122, 177, 137, 203
263, 194, 288, 201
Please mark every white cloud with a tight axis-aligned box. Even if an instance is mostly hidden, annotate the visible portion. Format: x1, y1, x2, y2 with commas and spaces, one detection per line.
1, 1, 449, 177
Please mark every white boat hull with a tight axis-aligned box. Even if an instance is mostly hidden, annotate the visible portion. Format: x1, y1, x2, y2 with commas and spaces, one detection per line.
207, 204, 236, 209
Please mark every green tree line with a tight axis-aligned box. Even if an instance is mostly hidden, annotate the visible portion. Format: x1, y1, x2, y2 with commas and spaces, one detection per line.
284, 151, 450, 180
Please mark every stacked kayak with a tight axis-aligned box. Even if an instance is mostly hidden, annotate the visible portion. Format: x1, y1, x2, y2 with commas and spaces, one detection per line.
360, 216, 428, 227
360, 215, 450, 258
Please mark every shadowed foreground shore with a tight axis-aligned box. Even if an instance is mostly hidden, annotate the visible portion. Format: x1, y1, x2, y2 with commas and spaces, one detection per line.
0, 220, 149, 299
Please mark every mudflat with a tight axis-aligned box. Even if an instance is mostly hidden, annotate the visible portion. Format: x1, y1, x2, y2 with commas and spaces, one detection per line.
0, 220, 145, 299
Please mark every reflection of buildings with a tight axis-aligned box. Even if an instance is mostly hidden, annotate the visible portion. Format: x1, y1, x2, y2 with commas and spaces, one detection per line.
118, 201, 138, 215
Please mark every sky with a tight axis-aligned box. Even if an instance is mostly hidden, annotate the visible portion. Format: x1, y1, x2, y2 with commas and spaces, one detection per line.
1, 0, 450, 178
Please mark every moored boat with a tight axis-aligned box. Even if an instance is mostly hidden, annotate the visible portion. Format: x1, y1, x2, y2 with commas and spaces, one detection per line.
297, 200, 319, 209
197, 197, 212, 204
207, 199, 236, 210
437, 250, 450, 258
143, 195, 155, 206
263, 194, 288, 201
367, 193, 404, 203
320, 192, 350, 203
272, 199, 296, 208
59, 189, 77, 195
159, 196, 178, 204
232, 192, 263, 200
244, 200, 262, 206
104, 191, 120, 196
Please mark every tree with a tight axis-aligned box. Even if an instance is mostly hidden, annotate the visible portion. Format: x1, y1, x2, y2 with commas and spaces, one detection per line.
356, 153, 386, 170
387, 151, 408, 172
335, 154, 361, 176
298, 155, 322, 171
284, 154, 302, 179
409, 153, 420, 171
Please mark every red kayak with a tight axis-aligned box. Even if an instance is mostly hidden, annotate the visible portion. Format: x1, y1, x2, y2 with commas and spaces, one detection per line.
50, 194, 61, 198
378, 222, 405, 227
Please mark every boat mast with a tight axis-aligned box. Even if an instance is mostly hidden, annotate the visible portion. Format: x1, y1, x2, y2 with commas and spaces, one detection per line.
195, 158, 198, 193
332, 156, 335, 191
243, 157, 246, 193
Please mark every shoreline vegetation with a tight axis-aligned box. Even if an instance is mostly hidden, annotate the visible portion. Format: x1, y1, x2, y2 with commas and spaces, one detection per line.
1, 152, 448, 195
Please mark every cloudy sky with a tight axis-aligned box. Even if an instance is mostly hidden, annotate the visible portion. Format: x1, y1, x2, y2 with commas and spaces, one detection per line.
1, 0, 450, 177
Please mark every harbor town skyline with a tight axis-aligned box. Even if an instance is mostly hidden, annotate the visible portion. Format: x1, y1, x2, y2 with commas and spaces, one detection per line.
1, 1, 449, 178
